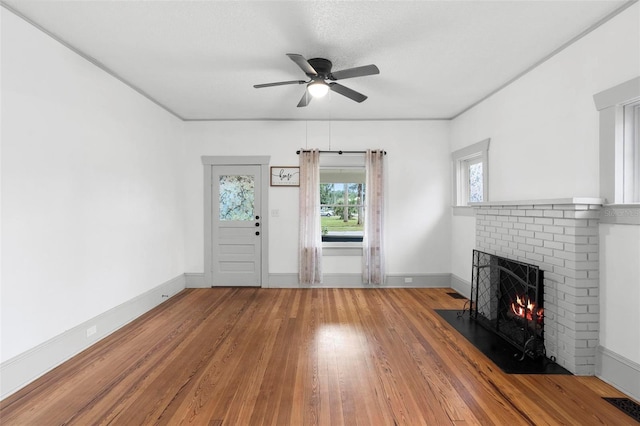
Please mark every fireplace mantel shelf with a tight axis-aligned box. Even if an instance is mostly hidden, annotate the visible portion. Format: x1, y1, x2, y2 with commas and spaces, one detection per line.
469, 197, 604, 207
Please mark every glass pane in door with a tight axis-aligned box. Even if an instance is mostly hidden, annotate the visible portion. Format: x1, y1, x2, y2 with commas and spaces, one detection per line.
219, 175, 255, 220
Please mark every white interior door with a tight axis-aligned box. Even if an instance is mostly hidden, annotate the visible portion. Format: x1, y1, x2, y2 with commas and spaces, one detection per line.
211, 165, 262, 286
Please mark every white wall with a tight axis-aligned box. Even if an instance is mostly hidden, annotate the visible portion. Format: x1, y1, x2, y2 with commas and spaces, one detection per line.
183, 120, 451, 279
1, 10, 185, 362
449, 1, 640, 384
599, 224, 640, 362
450, 213, 475, 285
449, 3, 640, 285
451, 4, 639, 201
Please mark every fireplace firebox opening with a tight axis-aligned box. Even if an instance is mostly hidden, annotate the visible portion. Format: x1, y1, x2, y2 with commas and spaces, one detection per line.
461, 250, 545, 360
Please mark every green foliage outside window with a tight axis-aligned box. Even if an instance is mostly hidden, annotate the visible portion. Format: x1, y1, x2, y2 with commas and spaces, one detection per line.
320, 183, 364, 235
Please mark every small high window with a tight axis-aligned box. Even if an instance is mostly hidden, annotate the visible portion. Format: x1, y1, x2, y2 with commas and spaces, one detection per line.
452, 139, 490, 206
594, 77, 640, 205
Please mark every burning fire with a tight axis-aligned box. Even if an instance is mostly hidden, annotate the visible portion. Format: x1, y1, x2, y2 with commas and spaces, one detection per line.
510, 295, 544, 323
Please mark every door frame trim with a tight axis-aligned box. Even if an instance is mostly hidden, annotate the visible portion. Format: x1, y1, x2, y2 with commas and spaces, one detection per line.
202, 156, 270, 288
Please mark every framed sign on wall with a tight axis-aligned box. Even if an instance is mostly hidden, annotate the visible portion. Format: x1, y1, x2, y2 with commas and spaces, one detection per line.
270, 167, 300, 186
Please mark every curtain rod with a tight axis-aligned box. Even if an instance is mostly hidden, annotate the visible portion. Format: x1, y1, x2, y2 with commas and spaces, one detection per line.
296, 149, 386, 155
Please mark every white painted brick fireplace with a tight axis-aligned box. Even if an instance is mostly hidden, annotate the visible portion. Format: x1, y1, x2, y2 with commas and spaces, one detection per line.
472, 198, 603, 375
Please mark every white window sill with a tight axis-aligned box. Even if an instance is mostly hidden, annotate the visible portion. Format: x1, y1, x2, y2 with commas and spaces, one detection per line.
452, 206, 476, 217
601, 204, 640, 225
322, 242, 363, 256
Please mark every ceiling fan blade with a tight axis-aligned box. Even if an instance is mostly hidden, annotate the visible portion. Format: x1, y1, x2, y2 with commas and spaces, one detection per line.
254, 80, 306, 88
329, 64, 379, 80
329, 83, 367, 103
297, 91, 311, 107
287, 53, 318, 76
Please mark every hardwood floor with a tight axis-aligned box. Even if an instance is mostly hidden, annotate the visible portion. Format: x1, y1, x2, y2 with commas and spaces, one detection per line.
1, 288, 636, 425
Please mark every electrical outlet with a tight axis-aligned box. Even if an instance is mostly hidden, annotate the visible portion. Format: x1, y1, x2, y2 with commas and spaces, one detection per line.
86, 325, 97, 337
404, 277, 413, 283
271, 209, 280, 217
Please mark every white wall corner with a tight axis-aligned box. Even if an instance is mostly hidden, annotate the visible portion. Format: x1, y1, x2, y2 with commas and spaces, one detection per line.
450, 274, 471, 298
0, 274, 186, 401
185, 272, 206, 288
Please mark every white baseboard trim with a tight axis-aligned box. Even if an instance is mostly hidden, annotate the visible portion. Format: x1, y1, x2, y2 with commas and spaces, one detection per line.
267, 273, 452, 288
187, 272, 457, 289
596, 346, 640, 402
450, 274, 471, 298
0, 274, 186, 401
185, 272, 206, 288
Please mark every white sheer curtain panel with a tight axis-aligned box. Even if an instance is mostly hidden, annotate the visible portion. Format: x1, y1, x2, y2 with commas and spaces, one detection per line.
363, 149, 386, 284
299, 149, 323, 284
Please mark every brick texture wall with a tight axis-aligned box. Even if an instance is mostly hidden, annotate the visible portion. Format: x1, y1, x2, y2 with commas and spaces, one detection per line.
474, 200, 602, 374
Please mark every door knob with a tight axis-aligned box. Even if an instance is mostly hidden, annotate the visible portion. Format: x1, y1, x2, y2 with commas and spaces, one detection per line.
255, 215, 260, 220
255, 222, 260, 227
255, 231, 260, 236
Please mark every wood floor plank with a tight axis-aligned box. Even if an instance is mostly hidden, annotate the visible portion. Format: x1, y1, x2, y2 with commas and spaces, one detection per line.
1, 288, 637, 425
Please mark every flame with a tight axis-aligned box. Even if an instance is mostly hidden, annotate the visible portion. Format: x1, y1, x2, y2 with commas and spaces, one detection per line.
510, 295, 544, 323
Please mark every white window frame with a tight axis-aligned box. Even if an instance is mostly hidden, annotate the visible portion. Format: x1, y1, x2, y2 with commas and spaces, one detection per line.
464, 156, 484, 203
319, 153, 365, 255
452, 139, 490, 209
623, 101, 640, 203
594, 76, 640, 225
320, 178, 365, 241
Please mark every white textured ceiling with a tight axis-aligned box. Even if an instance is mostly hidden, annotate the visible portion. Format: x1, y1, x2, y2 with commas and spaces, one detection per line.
2, 0, 633, 120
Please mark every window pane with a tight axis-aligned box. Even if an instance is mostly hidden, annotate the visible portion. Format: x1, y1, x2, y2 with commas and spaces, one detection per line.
348, 183, 365, 205
320, 183, 343, 205
468, 162, 483, 203
321, 214, 364, 238
452, 139, 489, 207
623, 102, 640, 202
219, 175, 254, 221
320, 182, 365, 239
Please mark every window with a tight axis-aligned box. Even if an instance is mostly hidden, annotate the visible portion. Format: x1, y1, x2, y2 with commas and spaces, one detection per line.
316, 153, 366, 244
320, 168, 365, 242
452, 139, 490, 206
594, 76, 640, 205
466, 157, 484, 203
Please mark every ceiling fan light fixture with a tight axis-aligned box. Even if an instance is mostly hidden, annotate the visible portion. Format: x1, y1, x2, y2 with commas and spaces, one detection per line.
308, 81, 329, 98
254, 54, 378, 106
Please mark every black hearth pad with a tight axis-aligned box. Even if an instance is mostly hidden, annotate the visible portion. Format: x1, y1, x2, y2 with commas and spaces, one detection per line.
435, 309, 571, 375
603, 397, 640, 423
